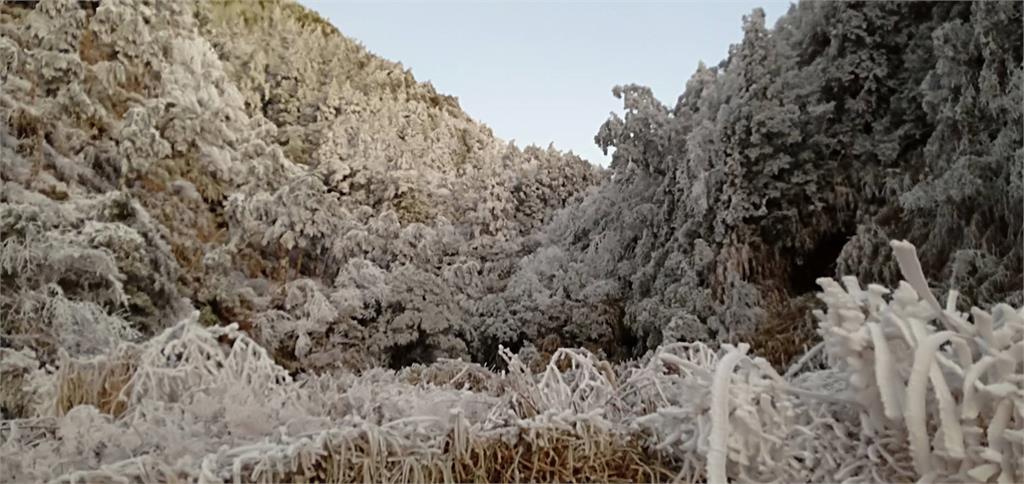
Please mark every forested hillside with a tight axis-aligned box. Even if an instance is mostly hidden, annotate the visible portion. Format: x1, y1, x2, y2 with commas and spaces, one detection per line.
1, 0, 1021, 482
0, 0, 602, 373
496, 2, 1022, 367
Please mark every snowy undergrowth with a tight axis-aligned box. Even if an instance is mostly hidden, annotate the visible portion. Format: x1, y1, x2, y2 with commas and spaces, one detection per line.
1, 241, 1020, 483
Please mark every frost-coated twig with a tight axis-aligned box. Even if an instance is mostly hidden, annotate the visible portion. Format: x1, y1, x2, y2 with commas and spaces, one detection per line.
783, 341, 824, 379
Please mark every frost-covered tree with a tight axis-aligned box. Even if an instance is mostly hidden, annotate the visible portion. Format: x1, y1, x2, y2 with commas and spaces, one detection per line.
501, 2, 1022, 367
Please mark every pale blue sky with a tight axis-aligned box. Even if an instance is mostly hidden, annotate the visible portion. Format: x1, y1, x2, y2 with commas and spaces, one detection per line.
301, 1, 792, 165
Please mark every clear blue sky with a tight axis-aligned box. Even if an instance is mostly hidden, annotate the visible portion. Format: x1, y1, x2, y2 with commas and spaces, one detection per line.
301, 1, 792, 165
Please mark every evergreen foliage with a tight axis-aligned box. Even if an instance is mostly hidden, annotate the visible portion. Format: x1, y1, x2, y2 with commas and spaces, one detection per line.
503, 2, 1022, 366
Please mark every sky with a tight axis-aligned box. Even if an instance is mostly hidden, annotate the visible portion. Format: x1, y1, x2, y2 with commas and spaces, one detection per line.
301, 1, 793, 165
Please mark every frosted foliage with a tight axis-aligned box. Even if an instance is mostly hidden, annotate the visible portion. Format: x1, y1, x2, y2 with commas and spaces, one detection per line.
0, 0, 297, 360
187, 0, 602, 367
1, 192, 181, 360
507, 2, 1022, 365
2, 241, 1020, 483
1, 0, 600, 370
810, 242, 1024, 483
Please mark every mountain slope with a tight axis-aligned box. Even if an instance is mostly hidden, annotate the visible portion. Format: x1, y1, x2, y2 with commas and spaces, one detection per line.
0, 0, 602, 371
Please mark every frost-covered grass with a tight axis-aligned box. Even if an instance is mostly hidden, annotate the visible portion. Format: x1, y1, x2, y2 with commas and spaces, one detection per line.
2, 241, 1020, 483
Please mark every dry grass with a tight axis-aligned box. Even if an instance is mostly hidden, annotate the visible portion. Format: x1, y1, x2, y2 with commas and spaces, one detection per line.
54, 347, 137, 418
745, 292, 821, 370
176, 420, 669, 483
78, 25, 115, 66
449, 429, 671, 483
